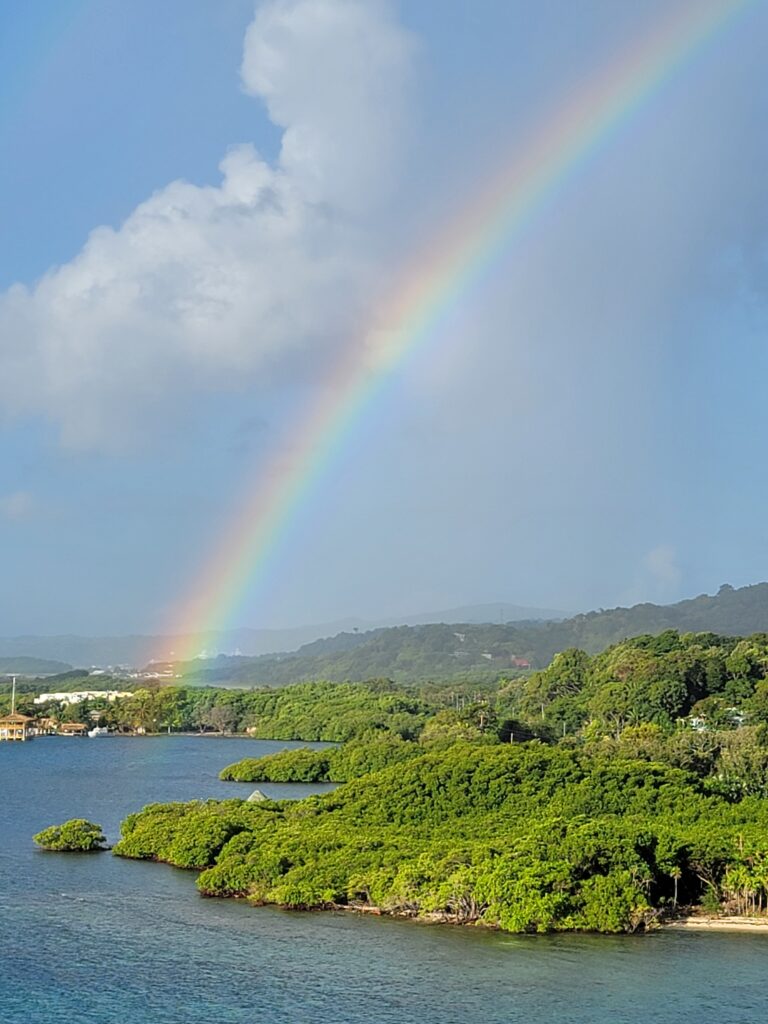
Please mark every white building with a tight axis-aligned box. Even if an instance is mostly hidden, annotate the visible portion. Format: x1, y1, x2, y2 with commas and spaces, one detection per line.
33, 690, 132, 706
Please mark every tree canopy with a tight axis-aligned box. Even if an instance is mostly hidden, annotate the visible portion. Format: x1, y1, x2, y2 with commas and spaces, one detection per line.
33, 819, 107, 852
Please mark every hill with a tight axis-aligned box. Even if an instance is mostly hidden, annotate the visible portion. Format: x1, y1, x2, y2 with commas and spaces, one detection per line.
183, 582, 768, 685
0, 656, 73, 676
0, 603, 563, 668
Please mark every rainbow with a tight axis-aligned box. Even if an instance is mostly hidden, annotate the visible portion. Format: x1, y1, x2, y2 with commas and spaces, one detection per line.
164, 0, 753, 663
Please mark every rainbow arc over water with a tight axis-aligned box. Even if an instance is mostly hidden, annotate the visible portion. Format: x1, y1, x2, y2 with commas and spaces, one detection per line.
164, 0, 753, 663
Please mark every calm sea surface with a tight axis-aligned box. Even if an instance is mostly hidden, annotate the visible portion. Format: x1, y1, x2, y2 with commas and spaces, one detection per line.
2, 735, 767, 1024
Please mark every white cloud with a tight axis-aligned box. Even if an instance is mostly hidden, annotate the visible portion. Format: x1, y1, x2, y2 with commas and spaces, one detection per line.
0, 491, 34, 520
242, 0, 413, 213
0, 0, 414, 450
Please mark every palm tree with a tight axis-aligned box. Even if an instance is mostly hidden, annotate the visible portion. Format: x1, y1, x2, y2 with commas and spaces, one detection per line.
670, 866, 682, 909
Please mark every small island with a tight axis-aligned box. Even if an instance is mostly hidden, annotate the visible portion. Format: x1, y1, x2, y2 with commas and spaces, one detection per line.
33, 819, 107, 852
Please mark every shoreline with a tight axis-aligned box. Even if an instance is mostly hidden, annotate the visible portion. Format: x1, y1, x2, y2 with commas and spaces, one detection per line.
337, 905, 768, 935
40, 731, 306, 740
73, 847, 768, 937
298, 905, 768, 936
663, 916, 768, 933
247, 900, 768, 936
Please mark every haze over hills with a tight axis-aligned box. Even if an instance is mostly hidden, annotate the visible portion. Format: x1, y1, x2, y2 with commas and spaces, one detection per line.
379, 603, 567, 626
0, 602, 565, 670
0, 657, 72, 677
4, 584, 768, 679
183, 582, 768, 686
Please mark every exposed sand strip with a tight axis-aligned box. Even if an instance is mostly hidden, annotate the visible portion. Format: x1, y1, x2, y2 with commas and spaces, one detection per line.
665, 916, 768, 932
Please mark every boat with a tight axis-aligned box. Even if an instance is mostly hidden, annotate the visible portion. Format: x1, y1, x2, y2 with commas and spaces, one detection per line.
87, 726, 110, 738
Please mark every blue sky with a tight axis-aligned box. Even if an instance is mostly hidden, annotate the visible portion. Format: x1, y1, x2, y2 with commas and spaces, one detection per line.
1, 0, 767, 636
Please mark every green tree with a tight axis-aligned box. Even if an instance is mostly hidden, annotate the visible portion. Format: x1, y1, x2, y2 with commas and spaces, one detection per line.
34, 819, 106, 852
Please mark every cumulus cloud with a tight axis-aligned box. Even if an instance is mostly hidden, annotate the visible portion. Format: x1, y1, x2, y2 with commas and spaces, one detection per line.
242, 0, 413, 212
0, 0, 413, 449
0, 491, 34, 520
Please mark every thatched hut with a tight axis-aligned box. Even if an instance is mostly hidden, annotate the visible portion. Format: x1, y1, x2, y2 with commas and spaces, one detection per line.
0, 712, 35, 741
58, 722, 88, 736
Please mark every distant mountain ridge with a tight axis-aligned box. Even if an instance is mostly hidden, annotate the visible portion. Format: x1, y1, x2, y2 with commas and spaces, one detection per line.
0, 602, 565, 668
183, 582, 768, 686
0, 656, 73, 676
5, 585, 768, 677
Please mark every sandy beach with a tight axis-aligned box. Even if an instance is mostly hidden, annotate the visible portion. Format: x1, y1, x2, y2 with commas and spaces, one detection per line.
665, 916, 768, 933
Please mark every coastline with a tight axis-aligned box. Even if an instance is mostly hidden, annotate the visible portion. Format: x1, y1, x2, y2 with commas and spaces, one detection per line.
309, 905, 768, 935
664, 916, 768, 933
241, 899, 768, 936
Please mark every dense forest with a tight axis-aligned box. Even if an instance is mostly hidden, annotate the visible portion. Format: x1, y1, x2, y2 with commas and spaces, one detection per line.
14, 628, 768, 761
59, 626, 768, 933
182, 582, 768, 684
115, 741, 768, 933
8, 679, 433, 741
219, 737, 425, 783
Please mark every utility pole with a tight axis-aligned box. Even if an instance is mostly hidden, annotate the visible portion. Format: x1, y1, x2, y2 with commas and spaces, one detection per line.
11, 676, 16, 715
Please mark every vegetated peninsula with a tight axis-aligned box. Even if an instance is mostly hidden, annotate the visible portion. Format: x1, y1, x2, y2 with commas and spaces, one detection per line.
111, 629, 768, 933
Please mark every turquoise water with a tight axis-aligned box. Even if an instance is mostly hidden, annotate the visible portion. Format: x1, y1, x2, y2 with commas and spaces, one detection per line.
2, 736, 767, 1023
